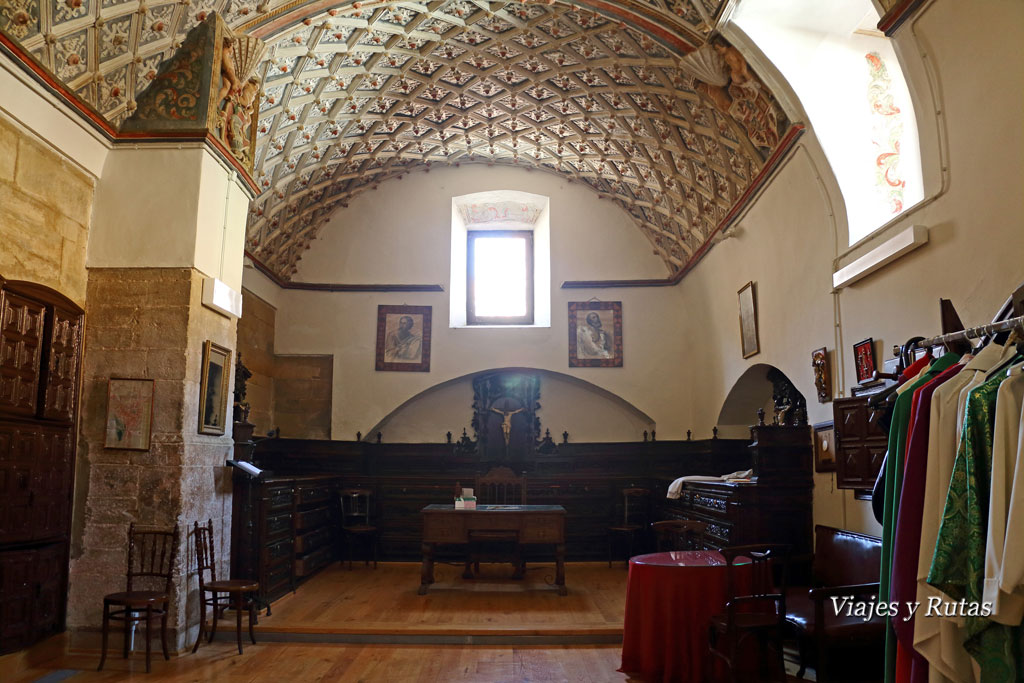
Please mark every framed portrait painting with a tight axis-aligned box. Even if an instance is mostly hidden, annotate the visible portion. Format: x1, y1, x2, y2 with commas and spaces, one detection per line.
853, 338, 877, 384
568, 301, 623, 368
375, 305, 432, 372
738, 281, 760, 359
105, 378, 154, 450
199, 341, 232, 435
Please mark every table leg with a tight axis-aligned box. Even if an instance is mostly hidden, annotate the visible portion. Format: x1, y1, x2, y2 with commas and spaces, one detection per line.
555, 543, 567, 595
418, 542, 435, 595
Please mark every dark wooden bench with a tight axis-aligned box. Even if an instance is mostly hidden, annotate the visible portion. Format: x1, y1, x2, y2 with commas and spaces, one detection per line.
784, 525, 884, 682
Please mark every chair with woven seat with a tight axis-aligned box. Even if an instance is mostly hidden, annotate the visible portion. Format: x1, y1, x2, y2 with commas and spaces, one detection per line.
98, 523, 179, 673
465, 467, 526, 578
192, 519, 260, 655
339, 488, 378, 569
707, 543, 791, 683
652, 519, 708, 551
608, 487, 651, 567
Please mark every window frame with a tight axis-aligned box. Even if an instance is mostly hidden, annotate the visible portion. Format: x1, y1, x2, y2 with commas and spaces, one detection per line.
466, 229, 535, 326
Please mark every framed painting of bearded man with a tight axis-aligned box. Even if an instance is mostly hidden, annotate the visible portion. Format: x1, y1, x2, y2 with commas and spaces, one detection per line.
568, 301, 623, 368
376, 305, 432, 372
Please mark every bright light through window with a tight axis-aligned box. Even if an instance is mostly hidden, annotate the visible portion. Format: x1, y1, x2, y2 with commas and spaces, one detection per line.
473, 237, 527, 317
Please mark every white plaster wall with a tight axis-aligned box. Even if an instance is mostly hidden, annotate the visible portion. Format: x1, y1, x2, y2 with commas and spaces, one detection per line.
244, 0, 1023, 536
0, 52, 110, 180
673, 0, 1024, 535
268, 164, 679, 440
369, 370, 655, 443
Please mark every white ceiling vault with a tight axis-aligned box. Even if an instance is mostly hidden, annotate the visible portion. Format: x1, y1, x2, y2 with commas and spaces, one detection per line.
2, 0, 797, 281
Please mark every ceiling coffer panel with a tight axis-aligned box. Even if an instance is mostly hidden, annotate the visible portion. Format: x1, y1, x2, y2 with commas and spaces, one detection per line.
2, 0, 795, 281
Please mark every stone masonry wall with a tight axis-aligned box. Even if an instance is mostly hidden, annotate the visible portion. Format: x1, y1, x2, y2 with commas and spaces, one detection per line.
237, 288, 332, 439
68, 268, 236, 651
0, 113, 93, 305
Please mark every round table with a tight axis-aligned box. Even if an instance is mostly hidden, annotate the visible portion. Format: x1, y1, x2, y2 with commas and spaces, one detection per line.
620, 550, 750, 683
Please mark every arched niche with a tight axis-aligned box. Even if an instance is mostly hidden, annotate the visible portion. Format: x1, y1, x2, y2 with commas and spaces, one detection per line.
366, 367, 655, 444
716, 364, 805, 439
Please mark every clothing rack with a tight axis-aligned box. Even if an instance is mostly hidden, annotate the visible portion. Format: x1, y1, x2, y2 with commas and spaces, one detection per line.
891, 314, 1024, 356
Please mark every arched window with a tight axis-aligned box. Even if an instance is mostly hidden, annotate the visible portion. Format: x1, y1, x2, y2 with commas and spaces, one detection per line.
732, 0, 923, 244
449, 191, 551, 328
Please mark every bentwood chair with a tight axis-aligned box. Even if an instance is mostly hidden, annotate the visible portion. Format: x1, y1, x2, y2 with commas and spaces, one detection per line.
608, 488, 651, 567
708, 543, 791, 682
466, 467, 527, 578
652, 519, 709, 551
339, 489, 378, 569
192, 519, 260, 655
98, 523, 179, 673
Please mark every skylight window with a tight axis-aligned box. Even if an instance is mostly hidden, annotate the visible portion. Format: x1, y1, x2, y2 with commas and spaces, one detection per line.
467, 231, 534, 324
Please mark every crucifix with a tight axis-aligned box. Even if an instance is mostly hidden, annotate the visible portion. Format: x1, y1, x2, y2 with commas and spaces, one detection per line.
491, 406, 524, 446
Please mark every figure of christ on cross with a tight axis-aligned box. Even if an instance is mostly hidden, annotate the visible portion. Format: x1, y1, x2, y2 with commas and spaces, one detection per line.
491, 406, 524, 446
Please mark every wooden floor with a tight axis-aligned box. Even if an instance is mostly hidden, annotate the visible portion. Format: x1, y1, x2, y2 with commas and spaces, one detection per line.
254, 561, 627, 639
7, 642, 634, 682
4, 562, 635, 682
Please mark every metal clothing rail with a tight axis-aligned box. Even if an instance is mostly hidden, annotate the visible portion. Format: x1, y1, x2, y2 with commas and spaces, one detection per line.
895, 315, 1024, 354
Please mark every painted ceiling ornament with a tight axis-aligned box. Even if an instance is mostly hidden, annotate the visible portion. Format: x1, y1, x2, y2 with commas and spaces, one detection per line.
693, 38, 780, 152
121, 13, 265, 173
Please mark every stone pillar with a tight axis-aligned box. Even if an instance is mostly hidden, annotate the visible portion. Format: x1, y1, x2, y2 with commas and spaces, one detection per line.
67, 143, 251, 650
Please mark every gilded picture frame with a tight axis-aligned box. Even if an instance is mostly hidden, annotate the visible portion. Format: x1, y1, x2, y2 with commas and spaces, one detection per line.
199, 340, 232, 435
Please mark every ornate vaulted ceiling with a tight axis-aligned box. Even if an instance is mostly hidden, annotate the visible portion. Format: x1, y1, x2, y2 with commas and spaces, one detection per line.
2, 0, 796, 281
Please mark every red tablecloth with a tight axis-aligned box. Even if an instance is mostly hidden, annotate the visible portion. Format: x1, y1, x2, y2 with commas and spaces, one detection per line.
620, 550, 750, 683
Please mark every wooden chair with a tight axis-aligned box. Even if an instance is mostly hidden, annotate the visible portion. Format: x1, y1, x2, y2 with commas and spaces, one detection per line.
652, 519, 708, 551
98, 523, 179, 673
708, 543, 791, 683
608, 488, 650, 567
339, 489, 378, 569
465, 467, 526, 578
192, 519, 260, 655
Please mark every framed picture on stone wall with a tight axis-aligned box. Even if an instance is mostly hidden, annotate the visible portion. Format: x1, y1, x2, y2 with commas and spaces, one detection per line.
199, 341, 232, 435
568, 301, 623, 368
105, 378, 154, 450
375, 305, 432, 372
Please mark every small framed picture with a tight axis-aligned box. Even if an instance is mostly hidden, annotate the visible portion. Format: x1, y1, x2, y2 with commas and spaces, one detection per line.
813, 421, 836, 473
376, 305, 432, 372
199, 341, 232, 435
853, 338, 877, 384
568, 301, 623, 367
105, 378, 155, 450
738, 281, 759, 359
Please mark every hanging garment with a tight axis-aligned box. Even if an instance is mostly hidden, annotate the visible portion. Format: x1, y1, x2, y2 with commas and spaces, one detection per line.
984, 366, 1024, 623
892, 363, 966, 683
883, 353, 962, 683
929, 371, 1021, 683
915, 342, 1009, 683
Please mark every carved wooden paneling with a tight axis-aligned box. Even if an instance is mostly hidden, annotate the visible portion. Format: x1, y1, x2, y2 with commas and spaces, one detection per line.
834, 397, 888, 489
0, 293, 46, 416
41, 308, 82, 423
0, 279, 82, 655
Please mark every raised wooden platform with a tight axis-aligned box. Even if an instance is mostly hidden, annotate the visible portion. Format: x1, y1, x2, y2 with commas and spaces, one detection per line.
246, 561, 626, 644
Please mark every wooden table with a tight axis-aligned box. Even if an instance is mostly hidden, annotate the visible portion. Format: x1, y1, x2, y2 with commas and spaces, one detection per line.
620, 551, 752, 682
419, 504, 567, 595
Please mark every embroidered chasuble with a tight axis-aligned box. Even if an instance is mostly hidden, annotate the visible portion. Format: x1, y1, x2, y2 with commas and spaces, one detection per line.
882, 353, 961, 683
929, 371, 1022, 682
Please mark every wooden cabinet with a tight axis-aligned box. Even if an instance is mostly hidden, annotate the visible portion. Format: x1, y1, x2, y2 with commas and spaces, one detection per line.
231, 473, 338, 609
660, 425, 814, 579
833, 397, 887, 489
0, 278, 82, 654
